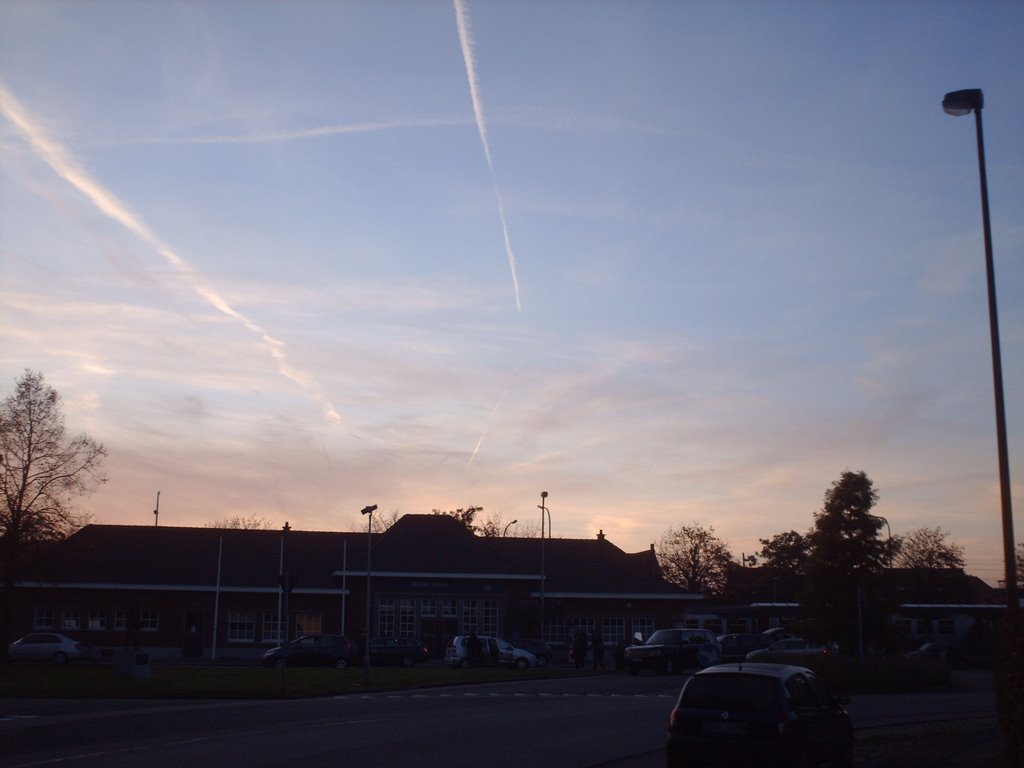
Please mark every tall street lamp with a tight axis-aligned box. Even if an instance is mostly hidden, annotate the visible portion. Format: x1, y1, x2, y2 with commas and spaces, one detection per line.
942, 88, 1018, 610
539, 492, 549, 640
361, 504, 377, 685
502, 519, 518, 537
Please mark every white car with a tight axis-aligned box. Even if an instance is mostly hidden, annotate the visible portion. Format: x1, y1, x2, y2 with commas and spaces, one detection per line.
444, 634, 538, 669
8, 632, 88, 664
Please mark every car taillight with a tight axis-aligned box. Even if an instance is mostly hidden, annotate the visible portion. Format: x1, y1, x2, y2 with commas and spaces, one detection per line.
777, 709, 795, 735
667, 708, 682, 732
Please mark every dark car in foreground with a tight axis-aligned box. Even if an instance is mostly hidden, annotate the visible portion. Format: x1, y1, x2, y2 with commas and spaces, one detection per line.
262, 634, 354, 669
7, 633, 87, 665
666, 662, 853, 768
625, 628, 721, 675
368, 637, 429, 666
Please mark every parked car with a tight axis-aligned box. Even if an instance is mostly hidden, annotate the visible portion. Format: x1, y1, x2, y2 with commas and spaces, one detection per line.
510, 638, 553, 666
261, 634, 354, 669
745, 638, 837, 661
666, 662, 853, 768
7, 633, 87, 665
368, 637, 429, 666
904, 641, 968, 668
444, 634, 538, 669
624, 628, 721, 675
718, 633, 772, 663
761, 627, 797, 643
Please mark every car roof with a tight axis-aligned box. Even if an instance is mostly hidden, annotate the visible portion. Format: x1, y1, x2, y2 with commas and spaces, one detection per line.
694, 662, 813, 679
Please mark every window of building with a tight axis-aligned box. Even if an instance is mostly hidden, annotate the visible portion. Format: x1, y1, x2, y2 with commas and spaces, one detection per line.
703, 618, 725, 634
936, 619, 955, 636
602, 617, 625, 646
140, 611, 159, 631
263, 614, 283, 643
727, 618, 747, 634
34, 608, 54, 629
398, 598, 415, 637
420, 598, 436, 618
570, 617, 595, 644
462, 600, 477, 633
480, 599, 499, 636
228, 612, 256, 642
632, 617, 654, 643
915, 620, 929, 636
295, 613, 322, 636
113, 609, 127, 631
88, 610, 107, 630
377, 599, 394, 637
543, 617, 565, 646
684, 617, 700, 629
61, 609, 81, 630
892, 618, 912, 636
441, 599, 457, 618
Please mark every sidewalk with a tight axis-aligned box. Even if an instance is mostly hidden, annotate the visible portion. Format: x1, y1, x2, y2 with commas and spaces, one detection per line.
856, 718, 1012, 767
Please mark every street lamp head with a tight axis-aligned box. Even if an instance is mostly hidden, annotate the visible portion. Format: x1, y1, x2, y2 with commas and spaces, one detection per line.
943, 88, 983, 116
361, 504, 377, 515
541, 491, 548, 499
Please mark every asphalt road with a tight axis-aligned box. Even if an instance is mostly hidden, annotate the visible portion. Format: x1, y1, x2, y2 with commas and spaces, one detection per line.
0, 670, 997, 768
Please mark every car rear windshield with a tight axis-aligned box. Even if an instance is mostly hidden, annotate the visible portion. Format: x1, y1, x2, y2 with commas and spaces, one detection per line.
681, 675, 778, 712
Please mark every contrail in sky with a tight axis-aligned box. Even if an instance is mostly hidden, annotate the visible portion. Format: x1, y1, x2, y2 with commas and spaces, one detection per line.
0, 82, 341, 425
467, 377, 512, 469
107, 116, 471, 146
453, 0, 522, 312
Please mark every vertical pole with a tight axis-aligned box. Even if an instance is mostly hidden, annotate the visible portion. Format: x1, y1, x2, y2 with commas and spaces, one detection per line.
212, 535, 222, 660
341, 539, 348, 636
973, 107, 1018, 610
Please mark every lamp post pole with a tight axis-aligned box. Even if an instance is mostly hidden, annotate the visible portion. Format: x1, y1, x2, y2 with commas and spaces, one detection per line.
942, 88, 1017, 610
503, 519, 518, 537
361, 504, 377, 685
539, 492, 548, 641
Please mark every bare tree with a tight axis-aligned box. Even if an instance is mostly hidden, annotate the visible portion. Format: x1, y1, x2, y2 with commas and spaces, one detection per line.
656, 522, 734, 596
370, 509, 400, 533
205, 513, 276, 530
892, 526, 966, 570
1, 370, 107, 656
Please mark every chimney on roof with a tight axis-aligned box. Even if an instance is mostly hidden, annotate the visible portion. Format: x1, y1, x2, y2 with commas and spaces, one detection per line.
597, 529, 605, 541
650, 543, 655, 552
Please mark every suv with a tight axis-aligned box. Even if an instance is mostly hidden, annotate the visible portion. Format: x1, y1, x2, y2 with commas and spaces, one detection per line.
261, 634, 353, 669
445, 634, 538, 669
625, 628, 721, 675
666, 662, 853, 768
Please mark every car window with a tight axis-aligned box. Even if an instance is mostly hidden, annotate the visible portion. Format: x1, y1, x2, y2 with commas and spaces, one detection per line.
682, 675, 777, 712
803, 673, 834, 707
648, 630, 680, 644
785, 674, 817, 708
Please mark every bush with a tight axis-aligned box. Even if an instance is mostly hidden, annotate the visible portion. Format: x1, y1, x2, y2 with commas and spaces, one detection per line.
994, 610, 1024, 767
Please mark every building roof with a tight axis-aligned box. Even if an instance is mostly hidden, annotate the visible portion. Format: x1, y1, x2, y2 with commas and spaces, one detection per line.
19, 515, 691, 598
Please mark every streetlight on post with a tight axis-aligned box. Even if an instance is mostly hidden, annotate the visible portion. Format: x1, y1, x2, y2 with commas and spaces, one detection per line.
942, 88, 1018, 610
502, 519, 518, 537
361, 504, 377, 685
539, 492, 549, 641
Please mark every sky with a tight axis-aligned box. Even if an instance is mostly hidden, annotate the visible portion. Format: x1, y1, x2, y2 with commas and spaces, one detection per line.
1, 1, 1022, 586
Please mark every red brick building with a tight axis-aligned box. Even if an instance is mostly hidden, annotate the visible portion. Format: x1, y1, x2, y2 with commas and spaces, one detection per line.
13, 514, 699, 660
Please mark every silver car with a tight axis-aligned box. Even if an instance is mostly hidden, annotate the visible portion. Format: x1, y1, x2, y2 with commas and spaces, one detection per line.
8, 632, 87, 664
